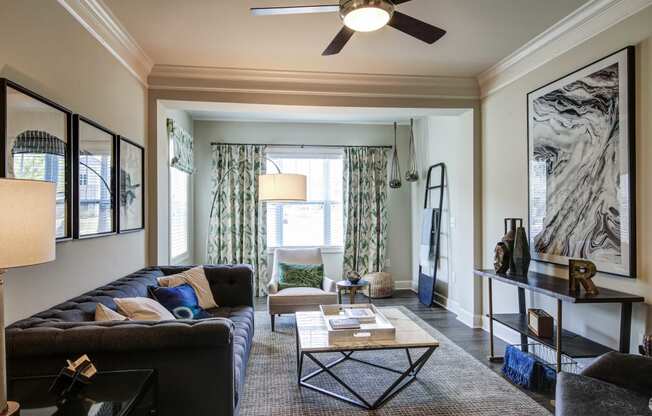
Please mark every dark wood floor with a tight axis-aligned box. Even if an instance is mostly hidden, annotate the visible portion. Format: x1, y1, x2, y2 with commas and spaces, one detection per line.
256, 290, 555, 413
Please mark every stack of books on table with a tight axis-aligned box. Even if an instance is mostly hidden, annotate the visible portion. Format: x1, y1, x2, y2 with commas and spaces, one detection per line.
344, 307, 376, 323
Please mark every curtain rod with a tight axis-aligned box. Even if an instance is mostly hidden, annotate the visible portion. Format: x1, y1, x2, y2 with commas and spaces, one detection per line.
210, 142, 392, 149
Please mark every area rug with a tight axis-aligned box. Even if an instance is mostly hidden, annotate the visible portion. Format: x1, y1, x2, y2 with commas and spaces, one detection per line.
240, 306, 551, 415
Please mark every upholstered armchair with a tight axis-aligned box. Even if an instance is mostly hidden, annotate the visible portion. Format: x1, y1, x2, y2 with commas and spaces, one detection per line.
267, 247, 337, 331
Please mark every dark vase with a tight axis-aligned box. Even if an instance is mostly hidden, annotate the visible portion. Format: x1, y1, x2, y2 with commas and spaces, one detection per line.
511, 226, 531, 276
501, 218, 521, 272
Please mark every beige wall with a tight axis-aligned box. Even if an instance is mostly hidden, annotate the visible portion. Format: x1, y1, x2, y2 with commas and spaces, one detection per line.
410, 112, 482, 326
0, 1, 147, 323
193, 120, 413, 286
482, 6, 652, 350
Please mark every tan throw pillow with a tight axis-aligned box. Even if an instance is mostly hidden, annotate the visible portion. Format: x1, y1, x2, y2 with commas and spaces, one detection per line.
156, 267, 218, 310
157, 275, 186, 288
95, 303, 128, 322
114, 297, 175, 321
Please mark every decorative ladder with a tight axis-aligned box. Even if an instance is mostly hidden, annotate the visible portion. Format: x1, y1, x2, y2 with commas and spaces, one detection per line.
418, 163, 446, 306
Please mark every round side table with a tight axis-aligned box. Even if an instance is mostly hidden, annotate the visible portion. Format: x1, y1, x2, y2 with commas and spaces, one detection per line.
336, 280, 370, 304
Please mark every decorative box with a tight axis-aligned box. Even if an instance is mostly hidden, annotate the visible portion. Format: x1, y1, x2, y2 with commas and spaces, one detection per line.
527, 309, 554, 338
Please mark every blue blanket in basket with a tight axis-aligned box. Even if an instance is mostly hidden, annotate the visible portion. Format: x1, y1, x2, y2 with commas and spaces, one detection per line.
502, 345, 557, 392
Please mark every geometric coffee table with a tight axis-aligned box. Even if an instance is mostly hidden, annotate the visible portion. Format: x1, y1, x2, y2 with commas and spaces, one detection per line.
294, 307, 439, 410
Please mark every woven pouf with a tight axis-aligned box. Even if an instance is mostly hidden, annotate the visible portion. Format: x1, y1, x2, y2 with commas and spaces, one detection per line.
363, 272, 394, 298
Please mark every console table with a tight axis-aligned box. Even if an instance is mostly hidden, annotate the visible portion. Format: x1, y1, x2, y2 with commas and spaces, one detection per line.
474, 269, 645, 372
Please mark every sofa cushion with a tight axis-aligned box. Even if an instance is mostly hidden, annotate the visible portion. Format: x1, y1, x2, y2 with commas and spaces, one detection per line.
157, 266, 218, 310
268, 287, 337, 306
95, 303, 128, 321
555, 372, 651, 416
149, 284, 210, 319
115, 297, 176, 321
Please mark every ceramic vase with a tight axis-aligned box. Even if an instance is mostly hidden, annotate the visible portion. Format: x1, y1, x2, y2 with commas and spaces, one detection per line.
511, 226, 531, 276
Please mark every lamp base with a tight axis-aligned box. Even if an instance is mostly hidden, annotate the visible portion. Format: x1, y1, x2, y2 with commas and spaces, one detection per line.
0, 402, 19, 415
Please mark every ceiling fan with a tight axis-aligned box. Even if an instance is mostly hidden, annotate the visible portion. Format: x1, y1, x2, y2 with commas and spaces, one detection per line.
251, 0, 446, 56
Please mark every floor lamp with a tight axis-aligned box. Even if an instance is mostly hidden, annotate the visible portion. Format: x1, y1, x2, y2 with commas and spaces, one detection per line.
0, 178, 56, 415
206, 158, 307, 260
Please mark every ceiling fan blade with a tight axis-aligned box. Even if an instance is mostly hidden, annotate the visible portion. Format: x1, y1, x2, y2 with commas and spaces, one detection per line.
251, 5, 339, 16
388, 11, 446, 44
322, 26, 355, 56
391, 0, 413, 4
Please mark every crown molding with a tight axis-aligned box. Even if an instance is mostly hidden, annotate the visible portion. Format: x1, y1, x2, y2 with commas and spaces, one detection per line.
478, 0, 652, 98
58, 0, 153, 86
148, 65, 481, 100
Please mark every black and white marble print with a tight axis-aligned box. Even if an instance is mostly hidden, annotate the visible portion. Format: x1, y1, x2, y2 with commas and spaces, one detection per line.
528, 59, 630, 275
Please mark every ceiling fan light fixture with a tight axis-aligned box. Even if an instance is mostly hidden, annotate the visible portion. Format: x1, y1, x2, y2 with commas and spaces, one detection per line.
341, 0, 394, 32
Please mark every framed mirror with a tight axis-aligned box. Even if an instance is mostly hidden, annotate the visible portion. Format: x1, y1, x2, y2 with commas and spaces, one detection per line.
73, 115, 117, 238
1, 78, 73, 240
118, 137, 145, 233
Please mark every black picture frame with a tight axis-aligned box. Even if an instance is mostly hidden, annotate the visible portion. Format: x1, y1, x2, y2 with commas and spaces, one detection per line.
73, 115, 118, 239
526, 46, 636, 279
0, 78, 73, 241
117, 136, 145, 233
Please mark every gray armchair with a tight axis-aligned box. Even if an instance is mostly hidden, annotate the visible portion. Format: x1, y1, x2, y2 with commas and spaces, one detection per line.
267, 247, 337, 331
555, 352, 652, 416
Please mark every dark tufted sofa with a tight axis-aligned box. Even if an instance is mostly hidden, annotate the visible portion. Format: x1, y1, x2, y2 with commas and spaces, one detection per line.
6, 265, 255, 416
555, 352, 652, 415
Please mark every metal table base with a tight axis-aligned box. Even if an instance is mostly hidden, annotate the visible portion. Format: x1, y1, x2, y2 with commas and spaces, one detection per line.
296, 346, 437, 410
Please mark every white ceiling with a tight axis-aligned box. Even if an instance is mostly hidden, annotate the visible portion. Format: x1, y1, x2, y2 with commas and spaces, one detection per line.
164, 100, 468, 124
105, 0, 588, 78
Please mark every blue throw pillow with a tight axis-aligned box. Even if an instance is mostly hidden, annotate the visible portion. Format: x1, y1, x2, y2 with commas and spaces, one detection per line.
149, 284, 211, 320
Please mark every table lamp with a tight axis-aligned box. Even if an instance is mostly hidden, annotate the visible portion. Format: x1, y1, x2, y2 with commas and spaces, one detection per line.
0, 178, 56, 415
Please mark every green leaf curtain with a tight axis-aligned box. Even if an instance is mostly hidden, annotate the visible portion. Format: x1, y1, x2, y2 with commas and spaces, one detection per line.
208, 144, 268, 296
343, 147, 390, 278
167, 119, 194, 174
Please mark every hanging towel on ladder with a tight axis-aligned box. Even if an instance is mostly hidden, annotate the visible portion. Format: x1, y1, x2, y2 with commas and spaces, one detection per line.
420, 208, 436, 271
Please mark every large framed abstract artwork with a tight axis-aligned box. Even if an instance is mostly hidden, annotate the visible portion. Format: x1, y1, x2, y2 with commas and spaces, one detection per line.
117, 137, 144, 233
0, 78, 73, 241
73, 115, 117, 239
527, 46, 636, 278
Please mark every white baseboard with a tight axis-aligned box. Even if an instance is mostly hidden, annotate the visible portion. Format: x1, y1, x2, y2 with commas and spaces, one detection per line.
433, 293, 483, 329
394, 280, 413, 290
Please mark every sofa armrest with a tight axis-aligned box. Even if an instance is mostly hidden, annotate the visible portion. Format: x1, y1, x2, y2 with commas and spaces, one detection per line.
267, 279, 278, 294
580, 351, 652, 397
323, 276, 336, 293
159, 264, 254, 308
6, 318, 234, 358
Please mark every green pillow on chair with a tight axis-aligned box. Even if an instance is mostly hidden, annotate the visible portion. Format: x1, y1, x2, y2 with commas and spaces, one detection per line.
278, 262, 324, 290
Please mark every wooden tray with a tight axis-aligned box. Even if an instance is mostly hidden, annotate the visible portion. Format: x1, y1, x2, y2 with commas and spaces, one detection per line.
320, 304, 396, 343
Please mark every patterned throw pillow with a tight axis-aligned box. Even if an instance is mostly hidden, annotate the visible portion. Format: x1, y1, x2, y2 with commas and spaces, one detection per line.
149, 284, 211, 320
278, 263, 324, 290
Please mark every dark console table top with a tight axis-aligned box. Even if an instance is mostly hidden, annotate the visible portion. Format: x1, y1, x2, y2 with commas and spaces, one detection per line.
474, 269, 645, 304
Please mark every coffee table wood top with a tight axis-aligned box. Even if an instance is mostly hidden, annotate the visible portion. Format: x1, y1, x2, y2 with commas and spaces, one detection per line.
296, 307, 439, 353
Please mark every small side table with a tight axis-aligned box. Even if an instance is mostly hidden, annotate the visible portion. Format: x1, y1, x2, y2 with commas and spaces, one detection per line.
8, 369, 158, 416
336, 280, 370, 304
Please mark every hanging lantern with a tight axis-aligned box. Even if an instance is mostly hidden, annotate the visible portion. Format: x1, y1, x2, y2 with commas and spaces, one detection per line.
389, 121, 402, 189
405, 118, 418, 182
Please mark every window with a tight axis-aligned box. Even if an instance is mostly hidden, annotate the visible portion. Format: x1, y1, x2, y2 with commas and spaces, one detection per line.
170, 167, 190, 261
266, 150, 344, 248
13, 153, 67, 237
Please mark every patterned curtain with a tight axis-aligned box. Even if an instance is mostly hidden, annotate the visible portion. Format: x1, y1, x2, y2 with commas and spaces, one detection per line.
208, 144, 268, 296
343, 147, 390, 278
167, 119, 194, 174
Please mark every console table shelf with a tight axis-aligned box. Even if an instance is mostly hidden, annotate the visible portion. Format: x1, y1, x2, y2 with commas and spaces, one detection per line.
474, 269, 645, 372
490, 313, 611, 358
